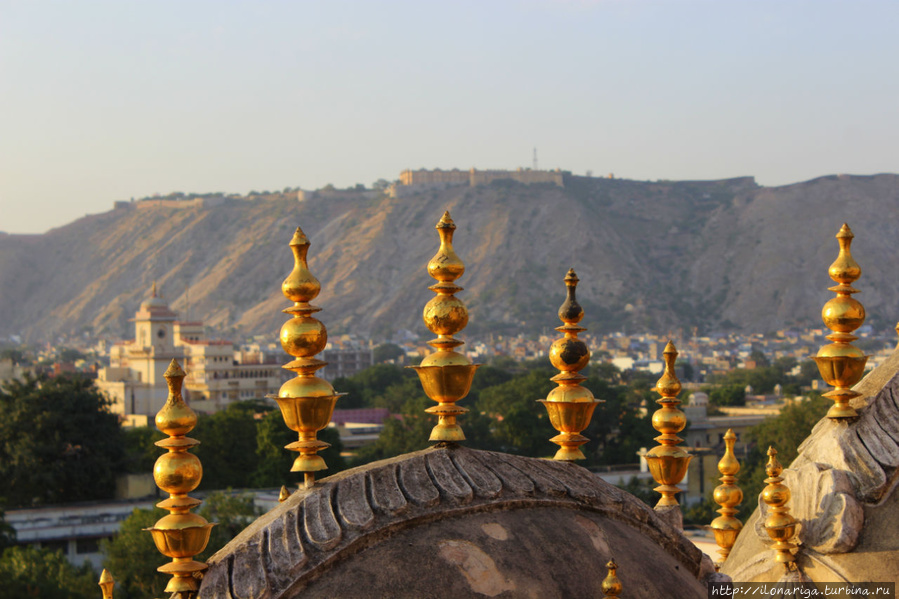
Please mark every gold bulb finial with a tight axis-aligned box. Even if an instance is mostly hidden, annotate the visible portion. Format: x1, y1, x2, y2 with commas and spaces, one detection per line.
273, 227, 343, 488
710, 429, 743, 565
601, 559, 622, 598
411, 211, 479, 442
538, 268, 602, 460
762, 446, 798, 569
813, 224, 867, 419
98, 569, 114, 599
644, 341, 692, 508
145, 359, 214, 596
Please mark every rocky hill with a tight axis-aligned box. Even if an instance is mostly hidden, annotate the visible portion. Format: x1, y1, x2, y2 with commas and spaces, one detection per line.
2, 173, 898, 344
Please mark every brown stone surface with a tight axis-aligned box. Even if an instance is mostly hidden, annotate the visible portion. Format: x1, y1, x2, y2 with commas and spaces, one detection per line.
722, 348, 899, 583
199, 445, 708, 598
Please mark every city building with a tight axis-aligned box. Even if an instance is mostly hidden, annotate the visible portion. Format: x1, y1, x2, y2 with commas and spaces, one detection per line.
95, 285, 282, 419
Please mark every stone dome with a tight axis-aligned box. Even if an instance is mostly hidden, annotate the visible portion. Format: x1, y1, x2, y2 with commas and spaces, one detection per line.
200, 445, 713, 598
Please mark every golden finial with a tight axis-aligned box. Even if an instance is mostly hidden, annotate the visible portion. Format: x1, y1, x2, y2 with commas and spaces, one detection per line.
278, 485, 291, 502
762, 446, 798, 569
273, 227, 343, 488
813, 224, 867, 419
644, 341, 692, 508
710, 429, 743, 565
411, 211, 479, 442
151, 281, 158, 297
145, 359, 214, 597
98, 569, 114, 599
601, 559, 622, 598
538, 268, 601, 460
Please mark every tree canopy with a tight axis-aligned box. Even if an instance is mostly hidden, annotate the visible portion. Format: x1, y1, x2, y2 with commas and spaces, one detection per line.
0, 374, 124, 507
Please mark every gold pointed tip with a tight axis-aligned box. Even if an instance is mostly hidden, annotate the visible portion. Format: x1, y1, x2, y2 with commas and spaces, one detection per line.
724, 428, 735, 440
151, 281, 157, 297
436, 210, 456, 228
837, 223, 853, 238
278, 485, 290, 502
606, 558, 617, 569
164, 359, 185, 378
564, 267, 579, 283
99, 569, 114, 584
663, 340, 677, 354
767, 445, 777, 457
290, 226, 309, 246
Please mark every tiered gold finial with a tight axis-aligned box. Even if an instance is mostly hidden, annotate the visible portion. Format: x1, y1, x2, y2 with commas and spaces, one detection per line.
273, 227, 343, 488
98, 569, 114, 599
710, 429, 743, 565
538, 268, 601, 461
411, 211, 479, 442
145, 359, 214, 598
644, 341, 692, 508
813, 224, 867, 420
762, 446, 798, 569
601, 559, 622, 598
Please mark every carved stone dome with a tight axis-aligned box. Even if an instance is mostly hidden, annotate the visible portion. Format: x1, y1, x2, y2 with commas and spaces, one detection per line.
200, 445, 711, 598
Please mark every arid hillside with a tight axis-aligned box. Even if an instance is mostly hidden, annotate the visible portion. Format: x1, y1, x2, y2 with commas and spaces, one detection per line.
2, 173, 898, 343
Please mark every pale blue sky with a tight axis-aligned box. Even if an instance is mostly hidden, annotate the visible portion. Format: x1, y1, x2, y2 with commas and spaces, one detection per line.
1, 0, 897, 233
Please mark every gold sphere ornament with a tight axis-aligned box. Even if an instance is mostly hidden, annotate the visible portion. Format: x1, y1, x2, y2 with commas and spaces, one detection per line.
644, 342, 692, 508
601, 559, 622, 598
538, 268, 602, 461
813, 223, 867, 419
272, 227, 344, 488
145, 359, 214, 597
710, 429, 743, 565
411, 212, 479, 442
762, 446, 798, 569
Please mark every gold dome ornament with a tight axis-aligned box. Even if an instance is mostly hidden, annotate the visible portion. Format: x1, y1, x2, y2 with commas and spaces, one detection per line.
644, 342, 692, 508
98, 569, 114, 599
411, 211, 479, 442
710, 429, 743, 566
762, 446, 798, 569
538, 268, 601, 461
145, 359, 214, 597
813, 224, 868, 420
273, 227, 344, 488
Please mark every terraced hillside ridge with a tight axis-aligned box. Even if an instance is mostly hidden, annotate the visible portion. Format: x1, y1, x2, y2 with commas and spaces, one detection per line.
1, 173, 898, 342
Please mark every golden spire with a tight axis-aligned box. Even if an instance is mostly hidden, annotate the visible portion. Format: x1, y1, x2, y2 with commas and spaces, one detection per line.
710, 429, 743, 565
644, 341, 692, 508
273, 227, 343, 488
411, 211, 479, 442
813, 224, 867, 419
145, 359, 214, 598
601, 559, 622, 598
538, 268, 601, 460
762, 446, 798, 569
278, 485, 291, 502
98, 569, 114, 599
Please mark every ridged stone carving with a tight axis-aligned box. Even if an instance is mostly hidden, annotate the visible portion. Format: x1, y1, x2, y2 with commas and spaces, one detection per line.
200, 446, 704, 599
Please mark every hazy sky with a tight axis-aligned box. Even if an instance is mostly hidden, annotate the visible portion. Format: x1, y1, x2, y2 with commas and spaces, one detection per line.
2, 0, 897, 234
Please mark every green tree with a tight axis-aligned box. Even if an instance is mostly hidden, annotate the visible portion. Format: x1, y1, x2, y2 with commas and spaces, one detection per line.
121, 426, 165, 474
371, 343, 404, 364
0, 374, 124, 507
0, 546, 97, 599
740, 395, 830, 521
193, 403, 262, 490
